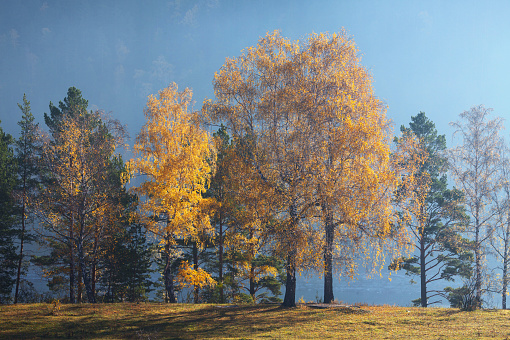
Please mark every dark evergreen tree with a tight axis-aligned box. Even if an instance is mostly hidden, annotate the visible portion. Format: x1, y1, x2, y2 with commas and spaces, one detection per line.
201, 126, 285, 304
38, 87, 90, 303
36, 87, 128, 303
14, 94, 39, 304
0, 121, 18, 303
204, 125, 233, 303
100, 223, 154, 302
92, 156, 155, 303
238, 254, 284, 303
44, 86, 89, 133
31, 240, 71, 301
390, 112, 472, 307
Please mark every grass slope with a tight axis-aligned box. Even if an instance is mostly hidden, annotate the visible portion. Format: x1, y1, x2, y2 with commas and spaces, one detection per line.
1, 303, 510, 339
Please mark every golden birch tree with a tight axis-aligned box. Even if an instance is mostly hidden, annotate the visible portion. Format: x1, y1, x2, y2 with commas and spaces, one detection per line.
292, 31, 411, 303
205, 30, 408, 306
129, 83, 215, 303
205, 31, 319, 307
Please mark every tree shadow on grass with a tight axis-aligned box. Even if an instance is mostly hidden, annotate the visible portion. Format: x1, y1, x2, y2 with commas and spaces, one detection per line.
125, 305, 328, 339
1, 303, 347, 339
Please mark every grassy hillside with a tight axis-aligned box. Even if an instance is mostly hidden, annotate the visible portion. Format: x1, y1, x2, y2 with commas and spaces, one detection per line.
1, 303, 510, 339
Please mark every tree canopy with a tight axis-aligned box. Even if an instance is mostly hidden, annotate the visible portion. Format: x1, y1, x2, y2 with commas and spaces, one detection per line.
390, 112, 471, 307
206, 30, 410, 306
129, 83, 216, 303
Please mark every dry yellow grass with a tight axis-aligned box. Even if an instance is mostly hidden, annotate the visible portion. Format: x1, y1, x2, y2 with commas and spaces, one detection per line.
1, 303, 510, 339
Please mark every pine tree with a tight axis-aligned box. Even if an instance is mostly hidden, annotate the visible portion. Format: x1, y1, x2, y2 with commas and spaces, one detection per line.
35, 87, 128, 303
0, 121, 18, 303
14, 94, 39, 304
100, 223, 154, 302
44, 87, 88, 134
390, 112, 472, 307
205, 125, 233, 303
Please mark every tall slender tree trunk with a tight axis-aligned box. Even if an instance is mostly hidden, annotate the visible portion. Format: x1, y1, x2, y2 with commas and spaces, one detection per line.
503, 217, 510, 309
107, 269, 113, 302
418, 207, 428, 308
248, 228, 256, 302
282, 204, 298, 307
164, 236, 176, 303
77, 264, 83, 303
91, 262, 97, 302
420, 234, 427, 307
69, 159, 76, 303
282, 204, 298, 308
75, 206, 95, 303
14, 180, 26, 304
91, 225, 100, 302
69, 221, 76, 303
503, 249, 508, 310
475, 212, 482, 309
77, 241, 96, 303
164, 263, 176, 303
249, 262, 256, 302
193, 242, 199, 303
323, 201, 334, 304
218, 215, 224, 303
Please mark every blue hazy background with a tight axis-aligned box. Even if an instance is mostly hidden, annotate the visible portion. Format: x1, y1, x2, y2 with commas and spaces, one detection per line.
2, 0, 510, 307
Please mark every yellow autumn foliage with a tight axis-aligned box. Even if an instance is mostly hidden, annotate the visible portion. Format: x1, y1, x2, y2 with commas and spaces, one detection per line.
130, 83, 215, 242
206, 30, 415, 285
35, 108, 128, 303
177, 261, 217, 289
130, 83, 216, 296
236, 262, 279, 282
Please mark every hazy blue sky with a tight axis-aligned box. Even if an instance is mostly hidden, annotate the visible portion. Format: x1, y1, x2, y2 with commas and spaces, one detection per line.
2, 0, 510, 147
